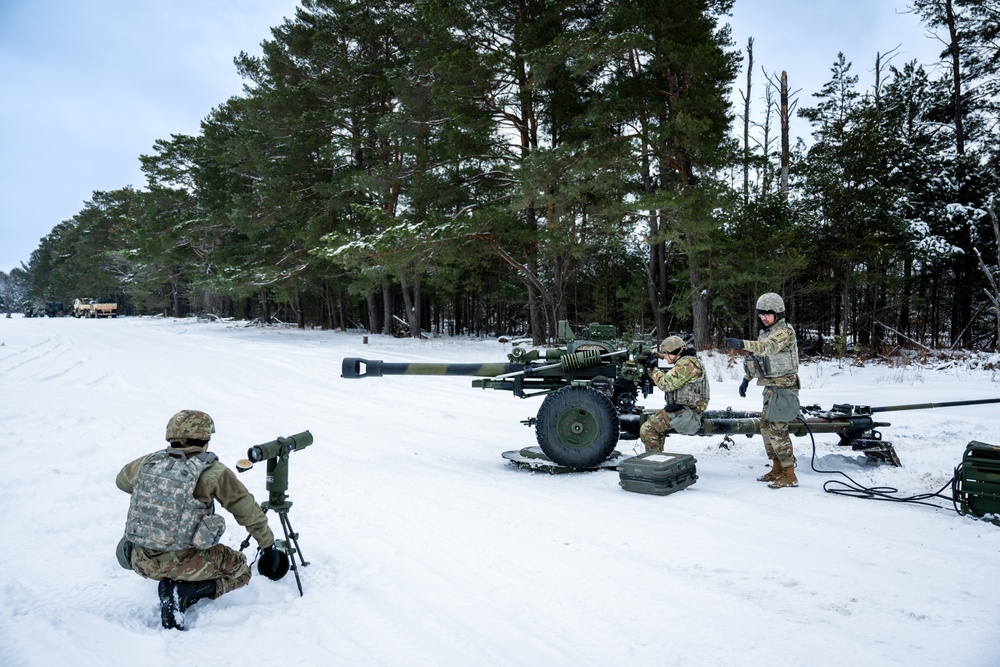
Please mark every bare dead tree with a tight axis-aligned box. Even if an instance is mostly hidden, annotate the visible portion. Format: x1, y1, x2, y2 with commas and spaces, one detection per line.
974, 196, 1000, 351
763, 71, 799, 195
741, 37, 753, 205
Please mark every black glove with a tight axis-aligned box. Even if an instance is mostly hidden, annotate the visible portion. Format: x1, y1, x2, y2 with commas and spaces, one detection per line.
643, 352, 659, 369
257, 544, 289, 580
724, 337, 744, 349
738, 378, 749, 398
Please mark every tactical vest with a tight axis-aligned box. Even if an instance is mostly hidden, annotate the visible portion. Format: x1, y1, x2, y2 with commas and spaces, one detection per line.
747, 320, 798, 379
665, 357, 710, 412
125, 450, 219, 552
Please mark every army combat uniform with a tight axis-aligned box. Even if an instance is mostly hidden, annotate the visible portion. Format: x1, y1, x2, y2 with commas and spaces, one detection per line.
731, 293, 801, 488
117, 444, 275, 598
640, 344, 710, 452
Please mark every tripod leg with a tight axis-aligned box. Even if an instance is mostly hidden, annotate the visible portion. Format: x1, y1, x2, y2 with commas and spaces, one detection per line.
280, 512, 309, 566
277, 511, 305, 596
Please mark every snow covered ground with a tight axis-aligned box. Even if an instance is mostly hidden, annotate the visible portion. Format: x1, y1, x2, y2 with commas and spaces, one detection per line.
1, 315, 999, 666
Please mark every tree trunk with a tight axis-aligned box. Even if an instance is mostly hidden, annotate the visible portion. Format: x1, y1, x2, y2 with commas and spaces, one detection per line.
382, 283, 392, 335
400, 273, 421, 338
689, 257, 710, 350
171, 276, 180, 318
742, 38, 753, 205
366, 292, 379, 334
944, 0, 965, 156
527, 257, 545, 344
260, 287, 270, 323
295, 284, 305, 329
780, 71, 790, 194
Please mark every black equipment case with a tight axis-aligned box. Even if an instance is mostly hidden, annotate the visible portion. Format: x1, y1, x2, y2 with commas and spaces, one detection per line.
955, 440, 1000, 519
618, 451, 698, 496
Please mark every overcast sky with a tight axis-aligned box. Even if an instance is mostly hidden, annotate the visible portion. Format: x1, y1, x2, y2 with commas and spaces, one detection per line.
0, 1, 944, 275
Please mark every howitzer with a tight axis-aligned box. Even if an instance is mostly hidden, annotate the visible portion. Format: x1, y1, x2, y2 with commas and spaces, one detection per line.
342, 321, 1000, 469
343, 321, 657, 468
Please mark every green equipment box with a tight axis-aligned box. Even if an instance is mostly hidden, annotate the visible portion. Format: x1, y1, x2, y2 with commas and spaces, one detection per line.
618, 451, 698, 496
955, 440, 1000, 518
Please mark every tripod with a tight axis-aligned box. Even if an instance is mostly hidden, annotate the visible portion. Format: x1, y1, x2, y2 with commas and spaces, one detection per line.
261, 496, 309, 596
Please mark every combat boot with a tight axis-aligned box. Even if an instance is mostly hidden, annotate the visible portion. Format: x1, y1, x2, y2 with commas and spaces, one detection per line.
176, 579, 217, 612
767, 465, 798, 489
158, 578, 183, 630
756, 459, 781, 483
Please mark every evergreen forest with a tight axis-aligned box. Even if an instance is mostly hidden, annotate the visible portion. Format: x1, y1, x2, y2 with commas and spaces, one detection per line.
4, 0, 1000, 353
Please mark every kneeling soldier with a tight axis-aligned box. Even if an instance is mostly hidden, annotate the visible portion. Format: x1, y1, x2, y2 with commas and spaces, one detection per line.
116, 410, 285, 630
639, 336, 710, 452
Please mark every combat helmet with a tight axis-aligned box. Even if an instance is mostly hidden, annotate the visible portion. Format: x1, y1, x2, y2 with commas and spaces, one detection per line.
756, 292, 785, 315
165, 410, 216, 444
659, 335, 685, 355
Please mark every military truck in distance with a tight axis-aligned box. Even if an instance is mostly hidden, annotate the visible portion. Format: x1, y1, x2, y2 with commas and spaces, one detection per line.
92, 297, 117, 318
72, 299, 93, 318
73, 298, 117, 318
24, 302, 68, 317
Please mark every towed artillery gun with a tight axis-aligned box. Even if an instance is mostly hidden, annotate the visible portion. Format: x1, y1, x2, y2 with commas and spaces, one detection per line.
341, 321, 1000, 469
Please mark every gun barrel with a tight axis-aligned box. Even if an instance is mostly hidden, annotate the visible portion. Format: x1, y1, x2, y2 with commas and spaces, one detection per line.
871, 398, 1000, 413
342, 357, 521, 379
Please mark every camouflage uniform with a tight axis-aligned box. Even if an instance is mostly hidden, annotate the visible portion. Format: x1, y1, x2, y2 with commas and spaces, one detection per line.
640, 347, 710, 452
741, 316, 800, 470
117, 444, 275, 598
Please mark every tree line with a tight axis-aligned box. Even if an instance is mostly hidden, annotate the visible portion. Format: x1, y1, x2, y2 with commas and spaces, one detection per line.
8, 0, 1000, 352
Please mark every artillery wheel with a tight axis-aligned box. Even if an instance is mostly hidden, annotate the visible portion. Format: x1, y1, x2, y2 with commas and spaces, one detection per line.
535, 386, 620, 468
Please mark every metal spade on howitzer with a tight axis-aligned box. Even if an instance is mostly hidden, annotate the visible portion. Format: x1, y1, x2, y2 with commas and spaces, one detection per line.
341, 321, 1000, 469
236, 431, 312, 595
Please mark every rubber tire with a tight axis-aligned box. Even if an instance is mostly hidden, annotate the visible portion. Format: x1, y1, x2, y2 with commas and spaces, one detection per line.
535, 386, 620, 468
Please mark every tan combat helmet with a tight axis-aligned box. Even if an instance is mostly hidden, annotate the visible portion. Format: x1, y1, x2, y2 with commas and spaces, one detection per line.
165, 410, 216, 444
659, 335, 685, 355
756, 292, 785, 315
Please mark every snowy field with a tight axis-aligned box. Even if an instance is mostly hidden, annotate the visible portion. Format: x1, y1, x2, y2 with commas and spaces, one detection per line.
1, 315, 999, 666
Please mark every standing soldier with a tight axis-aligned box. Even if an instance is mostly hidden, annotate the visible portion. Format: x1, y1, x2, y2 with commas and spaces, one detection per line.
639, 336, 710, 453
116, 410, 287, 630
725, 292, 801, 488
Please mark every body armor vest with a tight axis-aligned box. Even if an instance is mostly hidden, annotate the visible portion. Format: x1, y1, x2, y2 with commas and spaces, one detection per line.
125, 450, 218, 552
666, 357, 710, 412
748, 320, 798, 379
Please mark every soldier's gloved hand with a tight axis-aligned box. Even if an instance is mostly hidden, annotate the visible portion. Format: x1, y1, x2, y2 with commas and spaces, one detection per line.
724, 338, 744, 349
257, 544, 288, 580
738, 378, 749, 398
643, 352, 659, 369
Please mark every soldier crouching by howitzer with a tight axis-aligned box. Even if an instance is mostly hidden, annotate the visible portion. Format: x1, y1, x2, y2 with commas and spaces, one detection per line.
116, 410, 288, 630
639, 335, 710, 453
725, 292, 801, 488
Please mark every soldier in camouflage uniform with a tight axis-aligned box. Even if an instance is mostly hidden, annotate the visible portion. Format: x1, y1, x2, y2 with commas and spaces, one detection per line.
116, 410, 284, 630
639, 336, 710, 452
725, 293, 801, 488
